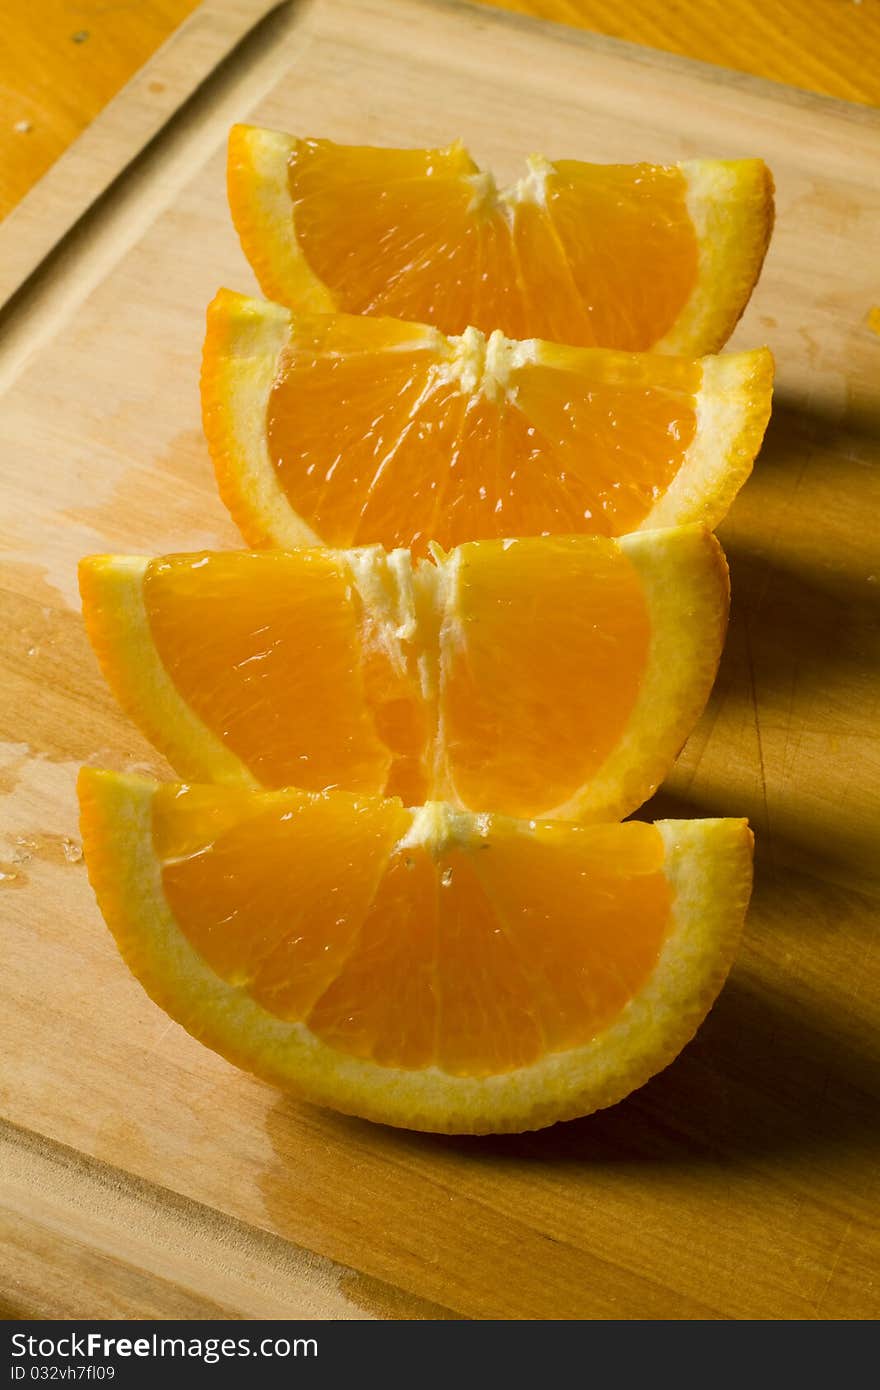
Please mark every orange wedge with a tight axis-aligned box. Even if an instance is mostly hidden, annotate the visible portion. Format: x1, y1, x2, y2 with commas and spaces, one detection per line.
80, 527, 728, 821
79, 770, 753, 1134
202, 290, 772, 555
228, 127, 774, 354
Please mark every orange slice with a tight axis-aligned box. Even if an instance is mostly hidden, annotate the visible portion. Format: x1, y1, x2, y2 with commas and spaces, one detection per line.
80, 527, 728, 822
227, 127, 774, 355
202, 290, 772, 555
79, 769, 753, 1134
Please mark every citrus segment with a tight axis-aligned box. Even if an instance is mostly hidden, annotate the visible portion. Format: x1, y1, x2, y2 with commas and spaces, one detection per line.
512, 161, 697, 349
202, 290, 773, 554
440, 536, 650, 817
228, 127, 774, 354
79, 770, 753, 1133
80, 549, 425, 800
144, 550, 392, 794
158, 786, 411, 1019
80, 527, 728, 822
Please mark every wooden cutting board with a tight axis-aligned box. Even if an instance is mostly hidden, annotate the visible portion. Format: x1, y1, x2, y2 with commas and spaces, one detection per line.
1, 0, 879, 1322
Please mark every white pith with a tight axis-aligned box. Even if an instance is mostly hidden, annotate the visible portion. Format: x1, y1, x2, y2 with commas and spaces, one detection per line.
394, 800, 491, 854
339, 544, 459, 800
438, 325, 538, 403
465, 154, 550, 218
343, 545, 418, 676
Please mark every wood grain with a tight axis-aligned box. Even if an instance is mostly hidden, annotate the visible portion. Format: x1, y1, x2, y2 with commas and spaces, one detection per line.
2, 0, 879, 231
478, 0, 880, 108
1, 0, 878, 1321
0, 1120, 455, 1319
0, 0, 200, 218
0, 0, 283, 309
